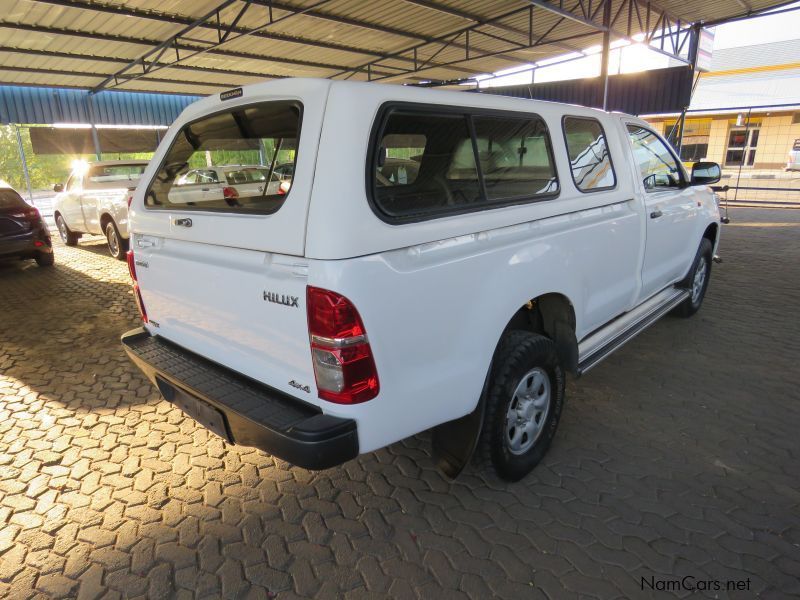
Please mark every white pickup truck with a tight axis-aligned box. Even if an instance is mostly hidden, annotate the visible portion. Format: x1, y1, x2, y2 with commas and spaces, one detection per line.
122, 79, 722, 482
53, 160, 148, 259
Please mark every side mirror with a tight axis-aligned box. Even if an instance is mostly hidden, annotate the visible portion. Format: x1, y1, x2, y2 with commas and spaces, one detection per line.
691, 162, 721, 185
53, 183, 64, 193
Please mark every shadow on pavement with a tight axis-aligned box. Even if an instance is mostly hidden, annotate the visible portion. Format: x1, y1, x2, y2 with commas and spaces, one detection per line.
0, 241, 150, 416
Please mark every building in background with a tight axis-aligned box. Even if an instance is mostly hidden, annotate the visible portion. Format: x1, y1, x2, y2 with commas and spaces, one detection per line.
640, 38, 800, 204
644, 39, 800, 173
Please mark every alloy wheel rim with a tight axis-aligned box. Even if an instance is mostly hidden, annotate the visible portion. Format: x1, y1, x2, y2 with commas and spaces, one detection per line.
505, 367, 551, 455
107, 227, 119, 257
692, 257, 707, 304
57, 217, 68, 242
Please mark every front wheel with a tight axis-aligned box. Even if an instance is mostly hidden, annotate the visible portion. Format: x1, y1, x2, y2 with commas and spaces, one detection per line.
105, 222, 129, 260
475, 331, 565, 481
674, 238, 712, 318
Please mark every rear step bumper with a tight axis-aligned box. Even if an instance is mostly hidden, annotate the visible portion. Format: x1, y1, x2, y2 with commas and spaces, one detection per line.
121, 327, 358, 470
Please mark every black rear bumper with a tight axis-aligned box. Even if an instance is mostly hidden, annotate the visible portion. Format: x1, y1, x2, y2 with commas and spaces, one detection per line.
121, 327, 358, 470
0, 229, 51, 260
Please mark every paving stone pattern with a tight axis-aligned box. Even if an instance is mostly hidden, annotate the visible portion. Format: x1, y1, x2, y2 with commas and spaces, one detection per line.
0, 208, 798, 599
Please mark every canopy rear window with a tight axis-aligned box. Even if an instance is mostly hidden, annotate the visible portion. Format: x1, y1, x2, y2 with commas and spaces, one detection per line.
146, 102, 301, 214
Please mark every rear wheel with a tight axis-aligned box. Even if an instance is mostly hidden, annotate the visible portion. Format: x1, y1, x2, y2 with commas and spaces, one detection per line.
55, 214, 79, 246
475, 331, 565, 481
105, 221, 128, 260
35, 251, 54, 267
674, 238, 712, 318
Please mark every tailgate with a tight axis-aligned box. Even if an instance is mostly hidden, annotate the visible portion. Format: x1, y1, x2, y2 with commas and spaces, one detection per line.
129, 83, 328, 402
133, 238, 314, 401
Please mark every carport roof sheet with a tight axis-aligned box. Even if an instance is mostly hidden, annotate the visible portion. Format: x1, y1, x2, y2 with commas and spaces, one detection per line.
0, 84, 198, 125
0, 0, 792, 95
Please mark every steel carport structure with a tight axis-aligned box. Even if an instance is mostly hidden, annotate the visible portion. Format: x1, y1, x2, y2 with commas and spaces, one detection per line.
0, 0, 794, 97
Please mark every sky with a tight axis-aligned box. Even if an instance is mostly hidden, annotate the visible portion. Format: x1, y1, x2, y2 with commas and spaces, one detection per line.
474, 2, 800, 88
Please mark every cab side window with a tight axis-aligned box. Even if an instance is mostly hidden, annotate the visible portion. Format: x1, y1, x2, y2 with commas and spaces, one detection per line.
626, 125, 683, 191
563, 117, 616, 192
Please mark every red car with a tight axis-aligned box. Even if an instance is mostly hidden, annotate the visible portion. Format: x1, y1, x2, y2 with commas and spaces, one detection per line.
0, 185, 53, 267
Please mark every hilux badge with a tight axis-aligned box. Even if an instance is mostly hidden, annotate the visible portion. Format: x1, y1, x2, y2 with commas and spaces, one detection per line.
263, 291, 299, 307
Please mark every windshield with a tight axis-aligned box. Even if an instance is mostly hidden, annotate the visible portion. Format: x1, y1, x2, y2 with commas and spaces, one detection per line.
147, 101, 300, 214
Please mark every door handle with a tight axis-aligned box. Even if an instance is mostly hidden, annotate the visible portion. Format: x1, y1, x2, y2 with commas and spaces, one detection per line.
174, 218, 193, 228
650, 209, 663, 219
201, 188, 210, 192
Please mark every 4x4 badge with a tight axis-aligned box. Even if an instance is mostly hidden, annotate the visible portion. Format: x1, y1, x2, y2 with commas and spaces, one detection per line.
263, 291, 299, 307
289, 380, 310, 393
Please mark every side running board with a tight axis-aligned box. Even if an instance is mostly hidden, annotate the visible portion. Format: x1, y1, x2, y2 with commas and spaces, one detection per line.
577, 287, 690, 376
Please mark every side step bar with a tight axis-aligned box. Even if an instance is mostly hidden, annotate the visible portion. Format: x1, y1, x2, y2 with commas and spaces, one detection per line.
577, 287, 690, 376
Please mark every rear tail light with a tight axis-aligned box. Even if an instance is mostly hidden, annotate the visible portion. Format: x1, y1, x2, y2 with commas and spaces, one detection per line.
278, 181, 291, 196
223, 186, 240, 207
126, 250, 148, 324
126, 189, 135, 208
307, 286, 379, 404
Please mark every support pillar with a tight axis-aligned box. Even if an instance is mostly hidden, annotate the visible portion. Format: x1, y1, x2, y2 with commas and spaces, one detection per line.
600, 0, 612, 110
687, 23, 702, 71
14, 125, 34, 204
677, 24, 703, 156
86, 94, 102, 160
676, 109, 687, 155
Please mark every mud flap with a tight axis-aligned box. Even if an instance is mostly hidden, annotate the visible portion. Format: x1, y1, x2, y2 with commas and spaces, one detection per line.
431, 367, 490, 479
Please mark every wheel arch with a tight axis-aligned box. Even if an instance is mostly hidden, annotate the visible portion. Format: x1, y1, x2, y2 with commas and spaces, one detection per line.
679, 223, 718, 286
100, 213, 115, 232
431, 290, 578, 479
499, 292, 579, 375
703, 222, 719, 249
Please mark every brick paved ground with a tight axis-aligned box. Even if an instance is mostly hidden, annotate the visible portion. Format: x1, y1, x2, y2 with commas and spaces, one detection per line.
0, 208, 798, 599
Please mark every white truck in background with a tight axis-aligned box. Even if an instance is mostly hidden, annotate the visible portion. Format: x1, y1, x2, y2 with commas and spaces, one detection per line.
53, 160, 148, 259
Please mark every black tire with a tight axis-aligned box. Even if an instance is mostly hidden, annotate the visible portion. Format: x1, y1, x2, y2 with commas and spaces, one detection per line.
35, 251, 54, 267
673, 238, 712, 318
475, 331, 565, 482
55, 214, 79, 246
105, 221, 128, 260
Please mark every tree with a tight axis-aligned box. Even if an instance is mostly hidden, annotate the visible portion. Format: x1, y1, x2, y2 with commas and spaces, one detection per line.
0, 125, 90, 192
